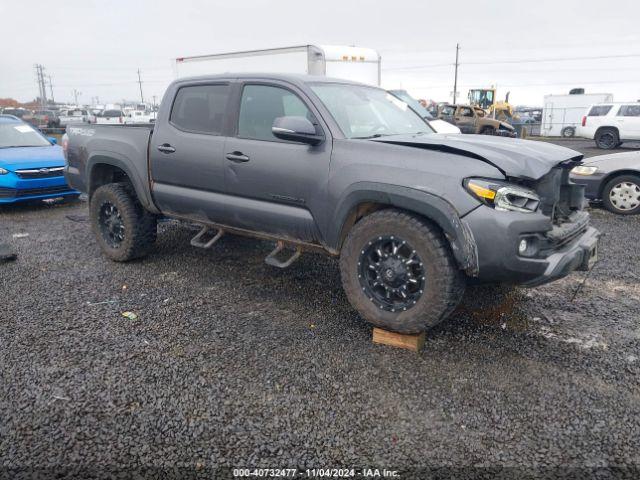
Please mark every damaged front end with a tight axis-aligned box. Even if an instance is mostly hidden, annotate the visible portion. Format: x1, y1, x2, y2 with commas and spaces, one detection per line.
462, 159, 600, 286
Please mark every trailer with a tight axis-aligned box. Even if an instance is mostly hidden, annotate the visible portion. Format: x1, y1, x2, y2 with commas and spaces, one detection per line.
542, 92, 613, 137
173, 45, 381, 86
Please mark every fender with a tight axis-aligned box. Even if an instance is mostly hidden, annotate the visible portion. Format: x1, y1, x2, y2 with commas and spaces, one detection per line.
87, 151, 160, 214
328, 182, 479, 276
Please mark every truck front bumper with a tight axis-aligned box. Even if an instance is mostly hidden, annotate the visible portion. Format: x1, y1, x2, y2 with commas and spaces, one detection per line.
463, 206, 600, 286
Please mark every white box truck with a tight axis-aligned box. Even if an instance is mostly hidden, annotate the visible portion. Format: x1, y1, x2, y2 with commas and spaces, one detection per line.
542, 92, 613, 137
173, 45, 381, 86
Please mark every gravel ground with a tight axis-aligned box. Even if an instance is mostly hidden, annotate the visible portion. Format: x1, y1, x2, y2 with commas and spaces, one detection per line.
1, 143, 639, 478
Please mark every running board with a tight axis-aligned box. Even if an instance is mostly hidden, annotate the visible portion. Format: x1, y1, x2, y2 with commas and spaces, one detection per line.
265, 241, 302, 268
190, 226, 224, 249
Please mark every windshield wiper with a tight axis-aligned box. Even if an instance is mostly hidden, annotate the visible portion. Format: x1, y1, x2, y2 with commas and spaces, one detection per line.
0, 145, 32, 149
352, 133, 390, 140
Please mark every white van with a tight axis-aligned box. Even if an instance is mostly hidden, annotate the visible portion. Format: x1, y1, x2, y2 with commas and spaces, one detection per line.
577, 103, 640, 149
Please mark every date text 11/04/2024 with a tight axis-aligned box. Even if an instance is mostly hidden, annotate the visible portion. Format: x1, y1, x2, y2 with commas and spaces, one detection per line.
232, 468, 400, 477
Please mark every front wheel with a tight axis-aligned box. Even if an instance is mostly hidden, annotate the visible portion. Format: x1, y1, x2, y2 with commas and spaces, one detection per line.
339, 210, 465, 333
90, 183, 157, 261
602, 175, 640, 215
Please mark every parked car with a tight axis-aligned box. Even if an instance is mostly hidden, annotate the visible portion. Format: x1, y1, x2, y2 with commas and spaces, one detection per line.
388, 90, 461, 134
64, 74, 599, 334
24, 109, 60, 129
1, 107, 31, 119
570, 151, 640, 214
59, 108, 94, 127
577, 102, 640, 149
438, 104, 516, 137
0, 115, 78, 204
96, 109, 125, 124
124, 110, 156, 124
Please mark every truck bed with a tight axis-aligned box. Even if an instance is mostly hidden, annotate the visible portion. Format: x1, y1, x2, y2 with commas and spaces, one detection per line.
64, 124, 155, 209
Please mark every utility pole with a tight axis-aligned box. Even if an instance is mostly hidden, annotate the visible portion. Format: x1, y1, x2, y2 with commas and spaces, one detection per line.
47, 75, 55, 104
137, 68, 144, 103
152, 95, 157, 109
452, 43, 460, 104
72, 89, 81, 105
34, 64, 48, 109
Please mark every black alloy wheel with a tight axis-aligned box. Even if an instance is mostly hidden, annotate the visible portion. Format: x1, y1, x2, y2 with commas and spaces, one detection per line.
358, 235, 426, 312
98, 201, 125, 248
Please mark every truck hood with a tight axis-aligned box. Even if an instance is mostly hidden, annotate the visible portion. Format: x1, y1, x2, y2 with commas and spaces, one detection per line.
371, 133, 582, 180
0, 145, 65, 171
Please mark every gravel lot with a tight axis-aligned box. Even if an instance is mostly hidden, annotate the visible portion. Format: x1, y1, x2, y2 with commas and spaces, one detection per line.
1, 140, 639, 478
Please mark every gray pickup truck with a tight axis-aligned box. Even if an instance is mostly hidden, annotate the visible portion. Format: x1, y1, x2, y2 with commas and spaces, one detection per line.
64, 74, 599, 333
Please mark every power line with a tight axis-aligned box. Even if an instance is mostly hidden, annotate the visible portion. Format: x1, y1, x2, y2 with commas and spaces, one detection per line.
383, 53, 640, 71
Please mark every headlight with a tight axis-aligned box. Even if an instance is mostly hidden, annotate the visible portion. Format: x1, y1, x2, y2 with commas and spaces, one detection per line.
571, 166, 598, 176
0, 167, 8, 175
464, 178, 540, 213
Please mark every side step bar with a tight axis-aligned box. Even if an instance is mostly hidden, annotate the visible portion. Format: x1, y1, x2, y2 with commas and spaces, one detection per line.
190, 226, 224, 249
265, 241, 302, 269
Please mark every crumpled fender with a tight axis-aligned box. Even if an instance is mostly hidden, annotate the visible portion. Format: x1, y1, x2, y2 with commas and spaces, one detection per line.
328, 182, 479, 275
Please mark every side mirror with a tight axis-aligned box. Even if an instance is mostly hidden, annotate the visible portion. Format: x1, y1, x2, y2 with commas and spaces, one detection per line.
272, 116, 324, 146
48, 137, 57, 145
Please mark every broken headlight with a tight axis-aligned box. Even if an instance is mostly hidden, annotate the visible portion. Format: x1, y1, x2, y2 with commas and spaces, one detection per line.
464, 178, 540, 213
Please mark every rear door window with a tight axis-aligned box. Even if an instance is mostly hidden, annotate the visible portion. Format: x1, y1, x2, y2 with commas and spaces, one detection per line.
588, 105, 613, 116
617, 105, 640, 117
170, 84, 231, 135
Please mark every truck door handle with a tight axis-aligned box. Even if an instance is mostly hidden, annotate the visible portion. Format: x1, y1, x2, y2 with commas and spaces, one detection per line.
226, 151, 250, 163
157, 143, 175, 154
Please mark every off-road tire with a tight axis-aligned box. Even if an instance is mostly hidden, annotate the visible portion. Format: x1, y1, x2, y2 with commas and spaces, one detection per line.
602, 174, 640, 215
339, 209, 465, 333
90, 183, 157, 261
595, 128, 619, 149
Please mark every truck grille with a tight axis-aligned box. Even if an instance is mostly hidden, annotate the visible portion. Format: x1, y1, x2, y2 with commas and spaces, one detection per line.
0, 186, 71, 198
15, 167, 65, 179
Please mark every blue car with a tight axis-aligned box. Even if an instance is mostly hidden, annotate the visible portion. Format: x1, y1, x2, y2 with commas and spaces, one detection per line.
0, 115, 78, 204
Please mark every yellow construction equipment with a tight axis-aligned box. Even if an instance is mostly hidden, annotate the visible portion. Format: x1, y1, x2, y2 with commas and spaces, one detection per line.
468, 88, 516, 123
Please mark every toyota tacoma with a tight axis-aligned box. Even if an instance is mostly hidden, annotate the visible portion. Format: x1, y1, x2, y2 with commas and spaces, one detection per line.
64, 74, 599, 333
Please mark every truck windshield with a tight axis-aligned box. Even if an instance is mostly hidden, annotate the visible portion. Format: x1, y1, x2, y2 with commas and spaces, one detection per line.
311, 84, 433, 139
0, 123, 51, 148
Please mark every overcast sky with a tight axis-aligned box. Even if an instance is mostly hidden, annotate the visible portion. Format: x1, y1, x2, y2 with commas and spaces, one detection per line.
1, 0, 638, 106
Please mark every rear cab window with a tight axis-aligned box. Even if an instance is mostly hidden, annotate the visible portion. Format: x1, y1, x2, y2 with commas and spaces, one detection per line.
587, 105, 613, 116
170, 84, 230, 135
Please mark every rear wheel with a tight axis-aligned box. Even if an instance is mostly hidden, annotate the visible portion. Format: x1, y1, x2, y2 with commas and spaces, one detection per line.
480, 126, 495, 135
339, 209, 465, 333
595, 128, 619, 149
561, 126, 576, 138
602, 175, 640, 215
90, 183, 157, 261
